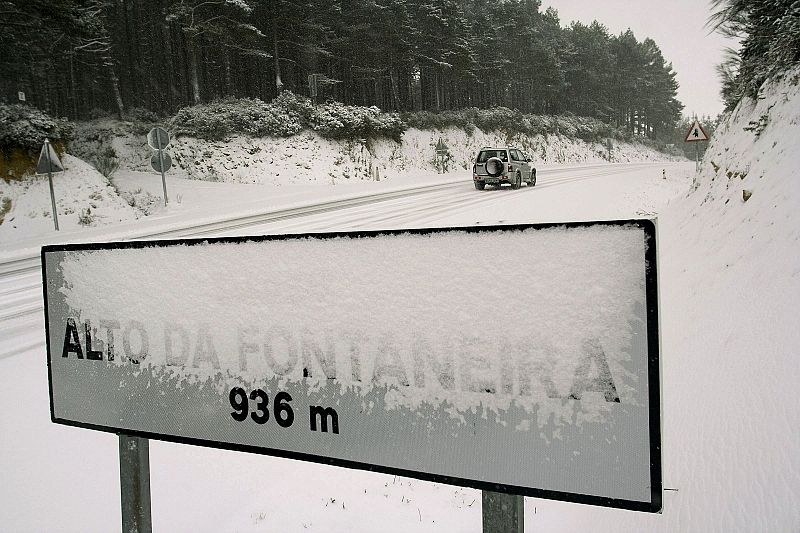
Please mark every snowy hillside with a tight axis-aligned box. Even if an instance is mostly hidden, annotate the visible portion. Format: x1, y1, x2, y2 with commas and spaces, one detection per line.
539, 66, 800, 532
657, 67, 800, 530
0, 124, 681, 244
109, 126, 682, 185
0, 155, 142, 241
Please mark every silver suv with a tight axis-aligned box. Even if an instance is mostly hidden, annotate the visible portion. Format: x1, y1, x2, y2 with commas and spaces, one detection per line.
472, 147, 537, 190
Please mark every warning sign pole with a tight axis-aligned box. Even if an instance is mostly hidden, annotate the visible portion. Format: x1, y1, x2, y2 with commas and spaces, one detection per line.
36, 138, 65, 231
695, 142, 699, 172
46, 149, 59, 230
158, 148, 168, 206
43, 139, 60, 231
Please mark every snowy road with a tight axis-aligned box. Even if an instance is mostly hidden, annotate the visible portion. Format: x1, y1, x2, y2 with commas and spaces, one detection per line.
0, 161, 682, 360
1, 161, 693, 532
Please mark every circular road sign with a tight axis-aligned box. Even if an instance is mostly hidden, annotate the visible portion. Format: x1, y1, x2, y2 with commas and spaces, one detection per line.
148, 127, 171, 150
150, 152, 172, 173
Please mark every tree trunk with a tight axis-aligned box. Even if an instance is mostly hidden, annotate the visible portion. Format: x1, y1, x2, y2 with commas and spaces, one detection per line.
273, 32, 283, 94
434, 70, 440, 110
162, 23, 178, 110
187, 37, 201, 104
69, 52, 79, 119
224, 50, 233, 96
107, 60, 125, 118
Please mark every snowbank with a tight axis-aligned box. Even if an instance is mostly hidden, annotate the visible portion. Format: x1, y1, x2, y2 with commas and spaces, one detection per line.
653, 67, 800, 531
0, 155, 140, 243
540, 66, 800, 532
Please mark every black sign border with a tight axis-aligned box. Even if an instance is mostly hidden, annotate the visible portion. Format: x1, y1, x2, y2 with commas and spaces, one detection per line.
42, 220, 662, 513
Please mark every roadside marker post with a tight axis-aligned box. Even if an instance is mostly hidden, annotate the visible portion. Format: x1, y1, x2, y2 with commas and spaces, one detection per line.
35, 138, 64, 231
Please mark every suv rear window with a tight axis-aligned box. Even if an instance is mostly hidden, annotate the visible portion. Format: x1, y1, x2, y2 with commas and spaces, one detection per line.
477, 150, 508, 163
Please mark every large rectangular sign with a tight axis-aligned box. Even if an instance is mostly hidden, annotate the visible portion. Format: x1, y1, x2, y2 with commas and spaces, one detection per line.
42, 221, 662, 512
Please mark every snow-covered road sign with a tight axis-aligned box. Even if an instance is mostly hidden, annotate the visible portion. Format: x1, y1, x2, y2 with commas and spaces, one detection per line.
42, 221, 662, 512
36, 139, 64, 174
147, 127, 170, 150
146, 128, 171, 205
684, 119, 709, 142
150, 152, 172, 173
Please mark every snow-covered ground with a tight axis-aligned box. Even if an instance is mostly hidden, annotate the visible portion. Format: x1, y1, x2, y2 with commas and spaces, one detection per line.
2, 162, 691, 532
1, 69, 799, 532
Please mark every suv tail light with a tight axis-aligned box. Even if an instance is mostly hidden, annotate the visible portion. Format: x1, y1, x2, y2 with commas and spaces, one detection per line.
508, 164, 514, 172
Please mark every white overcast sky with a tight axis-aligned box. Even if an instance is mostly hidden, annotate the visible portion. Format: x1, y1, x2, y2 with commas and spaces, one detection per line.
540, 0, 740, 118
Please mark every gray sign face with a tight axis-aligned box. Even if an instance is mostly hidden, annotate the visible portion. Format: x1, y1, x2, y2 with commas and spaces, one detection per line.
147, 127, 170, 150
150, 152, 172, 173
36, 140, 64, 174
42, 222, 661, 512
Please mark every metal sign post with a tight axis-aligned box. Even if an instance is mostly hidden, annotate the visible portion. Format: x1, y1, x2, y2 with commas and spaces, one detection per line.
45, 148, 59, 231
119, 435, 152, 533
483, 491, 524, 533
147, 127, 171, 206
36, 138, 65, 231
158, 149, 167, 206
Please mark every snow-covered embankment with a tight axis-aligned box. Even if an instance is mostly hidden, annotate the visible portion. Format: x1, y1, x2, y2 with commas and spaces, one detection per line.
650, 67, 800, 531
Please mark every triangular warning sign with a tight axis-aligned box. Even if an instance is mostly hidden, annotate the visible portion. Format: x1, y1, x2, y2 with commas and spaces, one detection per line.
684, 120, 709, 142
36, 139, 65, 174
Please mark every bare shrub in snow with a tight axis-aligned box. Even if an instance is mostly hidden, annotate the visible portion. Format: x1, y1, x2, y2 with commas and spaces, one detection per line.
92, 146, 120, 178
120, 188, 160, 216
70, 124, 123, 178
77, 207, 94, 226
743, 113, 770, 137
0, 197, 11, 225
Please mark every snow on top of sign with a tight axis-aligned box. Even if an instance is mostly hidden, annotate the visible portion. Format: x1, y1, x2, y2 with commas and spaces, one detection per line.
58, 225, 647, 430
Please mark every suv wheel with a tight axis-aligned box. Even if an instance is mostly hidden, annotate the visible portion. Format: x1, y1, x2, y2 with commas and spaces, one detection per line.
511, 173, 521, 190
474, 181, 486, 190
485, 157, 504, 177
